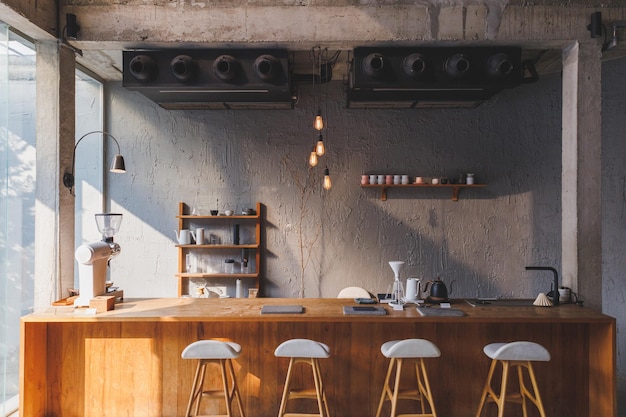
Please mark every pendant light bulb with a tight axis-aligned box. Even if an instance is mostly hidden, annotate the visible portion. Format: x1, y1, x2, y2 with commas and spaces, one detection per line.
314, 112, 324, 131
309, 148, 319, 167
323, 167, 332, 190
316, 133, 325, 156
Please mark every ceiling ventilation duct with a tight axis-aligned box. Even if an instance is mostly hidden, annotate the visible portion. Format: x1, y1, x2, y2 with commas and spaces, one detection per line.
123, 49, 295, 110
347, 46, 532, 109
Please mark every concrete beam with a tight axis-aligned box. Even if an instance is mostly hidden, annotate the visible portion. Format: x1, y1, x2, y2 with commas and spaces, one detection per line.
60, 4, 625, 46
54, 3, 623, 80
0, 0, 57, 40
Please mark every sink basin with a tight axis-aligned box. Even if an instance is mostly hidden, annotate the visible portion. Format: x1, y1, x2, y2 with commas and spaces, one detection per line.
464, 298, 538, 307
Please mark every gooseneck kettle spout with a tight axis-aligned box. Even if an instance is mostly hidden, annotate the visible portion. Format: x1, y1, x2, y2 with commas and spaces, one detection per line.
526, 266, 559, 306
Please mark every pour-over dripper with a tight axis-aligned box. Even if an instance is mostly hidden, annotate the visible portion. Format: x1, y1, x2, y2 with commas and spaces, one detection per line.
95, 213, 123, 242
388, 261, 406, 305
388, 261, 405, 280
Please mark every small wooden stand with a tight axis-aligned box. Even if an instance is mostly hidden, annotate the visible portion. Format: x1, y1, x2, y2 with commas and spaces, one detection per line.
89, 295, 116, 313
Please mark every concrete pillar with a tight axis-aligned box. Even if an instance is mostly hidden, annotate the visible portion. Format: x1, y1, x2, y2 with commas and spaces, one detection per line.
34, 41, 75, 310
561, 41, 602, 310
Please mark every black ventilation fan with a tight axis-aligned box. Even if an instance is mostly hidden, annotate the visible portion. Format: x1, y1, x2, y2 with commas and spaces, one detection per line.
348, 46, 534, 109
123, 49, 295, 110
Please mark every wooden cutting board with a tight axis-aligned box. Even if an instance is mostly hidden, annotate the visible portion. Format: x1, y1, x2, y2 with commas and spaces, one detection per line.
52, 296, 78, 306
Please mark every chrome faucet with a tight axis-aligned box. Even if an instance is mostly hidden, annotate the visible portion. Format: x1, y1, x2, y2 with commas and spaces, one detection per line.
525, 266, 559, 306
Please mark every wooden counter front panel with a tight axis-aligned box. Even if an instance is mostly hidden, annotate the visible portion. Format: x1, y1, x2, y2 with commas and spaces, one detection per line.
35, 320, 597, 417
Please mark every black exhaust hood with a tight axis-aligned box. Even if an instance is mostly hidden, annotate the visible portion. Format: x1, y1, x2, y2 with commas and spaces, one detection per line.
347, 46, 531, 109
122, 49, 295, 110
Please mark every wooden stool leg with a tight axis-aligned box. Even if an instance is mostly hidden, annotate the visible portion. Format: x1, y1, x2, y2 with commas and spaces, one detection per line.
496, 361, 510, 417
186, 361, 205, 417
523, 362, 547, 417
227, 358, 246, 417
313, 358, 330, 417
311, 358, 328, 417
413, 360, 426, 415
417, 358, 437, 417
376, 358, 396, 417
516, 365, 529, 417
219, 359, 234, 417
389, 358, 404, 417
277, 358, 295, 417
475, 359, 498, 417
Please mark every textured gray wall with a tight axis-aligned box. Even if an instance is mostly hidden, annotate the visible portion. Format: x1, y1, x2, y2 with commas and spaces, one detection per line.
106, 70, 563, 300
602, 57, 626, 387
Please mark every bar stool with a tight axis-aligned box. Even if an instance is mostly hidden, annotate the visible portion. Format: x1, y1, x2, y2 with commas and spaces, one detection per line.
181, 340, 245, 417
475, 341, 550, 417
375, 338, 440, 417
274, 338, 331, 417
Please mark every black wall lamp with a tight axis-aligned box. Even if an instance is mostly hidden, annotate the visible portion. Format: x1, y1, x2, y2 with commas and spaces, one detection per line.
604, 21, 626, 51
586, 12, 626, 52
65, 13, 80, 40
61, 13, 83, 56
63, 131, 127, 196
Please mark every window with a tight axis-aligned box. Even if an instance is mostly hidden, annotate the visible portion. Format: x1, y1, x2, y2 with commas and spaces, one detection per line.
0, 23, 36, 415
74, 69, 104, 276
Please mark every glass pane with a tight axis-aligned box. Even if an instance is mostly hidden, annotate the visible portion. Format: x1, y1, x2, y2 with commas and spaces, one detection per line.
74, 70, 104, 284
0, 23, 36, 414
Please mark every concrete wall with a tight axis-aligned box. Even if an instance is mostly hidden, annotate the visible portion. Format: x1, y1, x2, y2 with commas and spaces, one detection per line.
105, 71, 563, 300
602, 56, 626, 390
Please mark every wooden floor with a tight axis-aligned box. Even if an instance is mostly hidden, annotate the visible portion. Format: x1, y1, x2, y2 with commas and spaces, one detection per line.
20, 298, 616, 417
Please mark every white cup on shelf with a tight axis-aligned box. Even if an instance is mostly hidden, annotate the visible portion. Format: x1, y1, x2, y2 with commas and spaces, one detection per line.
192, 228, 205, 245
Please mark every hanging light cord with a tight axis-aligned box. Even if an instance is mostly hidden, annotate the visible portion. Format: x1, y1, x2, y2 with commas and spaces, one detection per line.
322, 47, 332, 190
307, 46, 339, 190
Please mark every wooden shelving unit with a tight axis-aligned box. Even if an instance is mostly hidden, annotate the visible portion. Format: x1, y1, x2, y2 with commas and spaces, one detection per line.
361, 183, 487, 201
175, 201, 262, 297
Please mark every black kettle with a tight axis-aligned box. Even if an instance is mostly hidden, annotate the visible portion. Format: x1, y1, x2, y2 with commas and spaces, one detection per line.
424, 277, 451, 301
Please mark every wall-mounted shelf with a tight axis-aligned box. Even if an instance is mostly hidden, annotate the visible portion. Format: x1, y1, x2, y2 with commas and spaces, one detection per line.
175, 273, 259, 279
361, 183, 487, 201
175, 244, 260, 249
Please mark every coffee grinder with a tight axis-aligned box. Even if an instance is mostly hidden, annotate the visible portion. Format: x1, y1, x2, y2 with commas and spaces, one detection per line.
74, 213, 122, 307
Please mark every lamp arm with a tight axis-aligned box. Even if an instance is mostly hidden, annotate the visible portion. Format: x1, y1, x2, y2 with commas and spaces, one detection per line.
64, 131, 122, 195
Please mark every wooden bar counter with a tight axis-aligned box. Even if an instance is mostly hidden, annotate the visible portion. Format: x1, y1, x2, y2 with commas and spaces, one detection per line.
20, 298, 616, 417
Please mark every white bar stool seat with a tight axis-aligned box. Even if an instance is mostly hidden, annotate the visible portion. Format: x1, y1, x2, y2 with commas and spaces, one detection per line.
475, 341, 550, 417
375, 339, 441, 417
181, 340, 245, 417
274, 338, 331, 417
